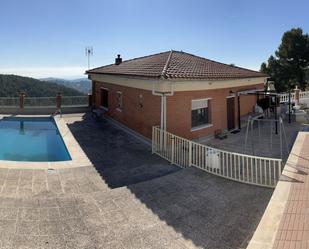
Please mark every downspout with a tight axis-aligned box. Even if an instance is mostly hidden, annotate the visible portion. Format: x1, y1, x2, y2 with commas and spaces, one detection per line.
152, 50, 174, 131
163, 95, 167, 130
152, 84, 174, 131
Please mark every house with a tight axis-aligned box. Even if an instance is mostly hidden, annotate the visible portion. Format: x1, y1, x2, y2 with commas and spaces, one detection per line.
86, 50, 267, 139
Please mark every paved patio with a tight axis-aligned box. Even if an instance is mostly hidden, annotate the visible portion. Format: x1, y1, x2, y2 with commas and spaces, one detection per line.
200, 119, 306, 161
65, 114, 180, 188
0, 113, 274, 249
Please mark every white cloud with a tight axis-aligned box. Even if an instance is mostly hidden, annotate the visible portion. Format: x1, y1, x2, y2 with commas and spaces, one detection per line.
0, 67, 88, 79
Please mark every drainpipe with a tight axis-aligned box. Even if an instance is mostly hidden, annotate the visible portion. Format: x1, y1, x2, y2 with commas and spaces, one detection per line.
152, 82, 174, 131
160, 95, 164, 129
163, 95, 167, 130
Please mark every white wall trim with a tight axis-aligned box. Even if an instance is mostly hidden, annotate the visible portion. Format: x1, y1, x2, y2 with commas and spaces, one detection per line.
191, 124, 213, 132
89, 73, 267, 93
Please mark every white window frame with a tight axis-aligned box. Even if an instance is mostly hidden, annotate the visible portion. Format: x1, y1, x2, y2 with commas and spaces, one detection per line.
116, 91, 123, 112
191, 98, 213, 131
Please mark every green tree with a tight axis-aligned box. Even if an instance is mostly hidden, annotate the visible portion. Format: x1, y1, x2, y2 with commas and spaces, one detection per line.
261, 28, 309, 92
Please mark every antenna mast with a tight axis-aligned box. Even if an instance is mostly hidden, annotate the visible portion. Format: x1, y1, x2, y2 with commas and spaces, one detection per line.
85, 46, 93, 69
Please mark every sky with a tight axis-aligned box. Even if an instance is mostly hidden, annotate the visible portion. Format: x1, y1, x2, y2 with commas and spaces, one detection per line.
0, 0, 308, 79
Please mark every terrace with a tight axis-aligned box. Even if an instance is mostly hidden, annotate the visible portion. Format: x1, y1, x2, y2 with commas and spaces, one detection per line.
0, 92, 308, 249
0, 110, 273, 249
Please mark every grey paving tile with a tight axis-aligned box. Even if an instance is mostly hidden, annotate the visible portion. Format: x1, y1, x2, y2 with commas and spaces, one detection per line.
39, 207, 60, 221
97, 240, 125, 249
39, 198, 58, 208
0, 220, 16, 235
95, 198, 118, 213
20, 198, 40, 208
62, 218, 88, 235
16, 220, 39, 236
120, 230, 152, 249
17, 187, 33, 197
78, 203, 101, 218
1, 186, 17, 196
13, 235, 66, 249
101, 209, 127, 225
0, 234, 14, 249
39, 221, 63, 235
65, 233, 96, 249
0, 197, 18, 208
56, 197, 77, 207
0, 208, 18, 220
59, 206, 80, 219
18, 208, 40, 221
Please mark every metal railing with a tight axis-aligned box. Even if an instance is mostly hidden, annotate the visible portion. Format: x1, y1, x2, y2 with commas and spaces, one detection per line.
0, 97, 20, 107
152, 126, 282, 188
0, 96, 89, 108
24, 97, 56, 108
61, 96, 89, 107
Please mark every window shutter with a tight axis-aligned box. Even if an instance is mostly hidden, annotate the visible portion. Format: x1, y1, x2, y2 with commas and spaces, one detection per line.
192, 99, 209, 110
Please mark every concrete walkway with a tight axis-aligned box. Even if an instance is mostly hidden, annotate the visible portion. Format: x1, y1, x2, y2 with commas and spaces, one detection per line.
0, 113, 273, 249
247, 132, 309, 249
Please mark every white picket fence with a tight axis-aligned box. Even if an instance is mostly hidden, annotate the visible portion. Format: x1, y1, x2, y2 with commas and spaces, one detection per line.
152, 126, 282, 188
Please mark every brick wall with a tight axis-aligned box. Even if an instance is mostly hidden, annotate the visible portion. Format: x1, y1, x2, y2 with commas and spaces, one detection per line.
94, 81, 161, 138
166, 84, 263, 139
94, 81, 263, 139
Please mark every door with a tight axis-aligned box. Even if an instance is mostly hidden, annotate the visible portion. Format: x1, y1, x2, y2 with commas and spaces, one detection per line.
226, 97, 235, 130
100, 88, 109, 108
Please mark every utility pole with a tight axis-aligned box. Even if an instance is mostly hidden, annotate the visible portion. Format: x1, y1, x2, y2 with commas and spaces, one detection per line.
85, 46, 93, 69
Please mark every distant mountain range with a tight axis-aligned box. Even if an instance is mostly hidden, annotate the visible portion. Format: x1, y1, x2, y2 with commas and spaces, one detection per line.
40, 77, 91, 94
0, 74, 85, 97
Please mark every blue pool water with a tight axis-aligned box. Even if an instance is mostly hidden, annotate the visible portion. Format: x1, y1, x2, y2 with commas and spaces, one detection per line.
0, 117, 71, 162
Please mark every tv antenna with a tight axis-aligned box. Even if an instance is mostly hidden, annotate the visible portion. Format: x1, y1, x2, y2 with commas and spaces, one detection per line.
85, 46, 93, 69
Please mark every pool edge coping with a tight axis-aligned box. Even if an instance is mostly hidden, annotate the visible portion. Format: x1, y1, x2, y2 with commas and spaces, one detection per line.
0, 114, 92, 169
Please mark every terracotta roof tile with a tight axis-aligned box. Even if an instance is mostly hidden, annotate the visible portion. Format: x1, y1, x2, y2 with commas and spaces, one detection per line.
87, 50, 267, 80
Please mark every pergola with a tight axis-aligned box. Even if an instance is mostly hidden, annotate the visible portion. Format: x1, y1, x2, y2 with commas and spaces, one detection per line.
237, 89, 282, 134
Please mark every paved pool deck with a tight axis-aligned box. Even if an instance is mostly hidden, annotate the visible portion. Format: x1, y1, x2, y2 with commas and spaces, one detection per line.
247, 131, 309, 249
0, 113, 273, 249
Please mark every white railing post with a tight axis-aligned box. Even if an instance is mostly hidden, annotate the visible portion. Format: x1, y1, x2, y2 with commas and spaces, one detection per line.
188, 140, 192, 167
171, 135, 175, 165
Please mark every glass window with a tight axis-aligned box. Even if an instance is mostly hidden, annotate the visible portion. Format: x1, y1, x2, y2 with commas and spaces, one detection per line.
116, 91, 123, 110
191, 99, 211, 128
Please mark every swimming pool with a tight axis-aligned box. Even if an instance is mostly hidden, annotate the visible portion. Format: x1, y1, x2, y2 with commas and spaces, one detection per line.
0, 117, 71, 162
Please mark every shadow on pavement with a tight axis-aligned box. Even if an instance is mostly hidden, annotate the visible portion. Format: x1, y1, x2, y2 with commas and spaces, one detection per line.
66, 113, 273, 249
66, 113, 180, 188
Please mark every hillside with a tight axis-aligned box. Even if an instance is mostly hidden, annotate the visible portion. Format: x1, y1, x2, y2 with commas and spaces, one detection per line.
41, 77, 91, 94
0, 74, 85, 97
